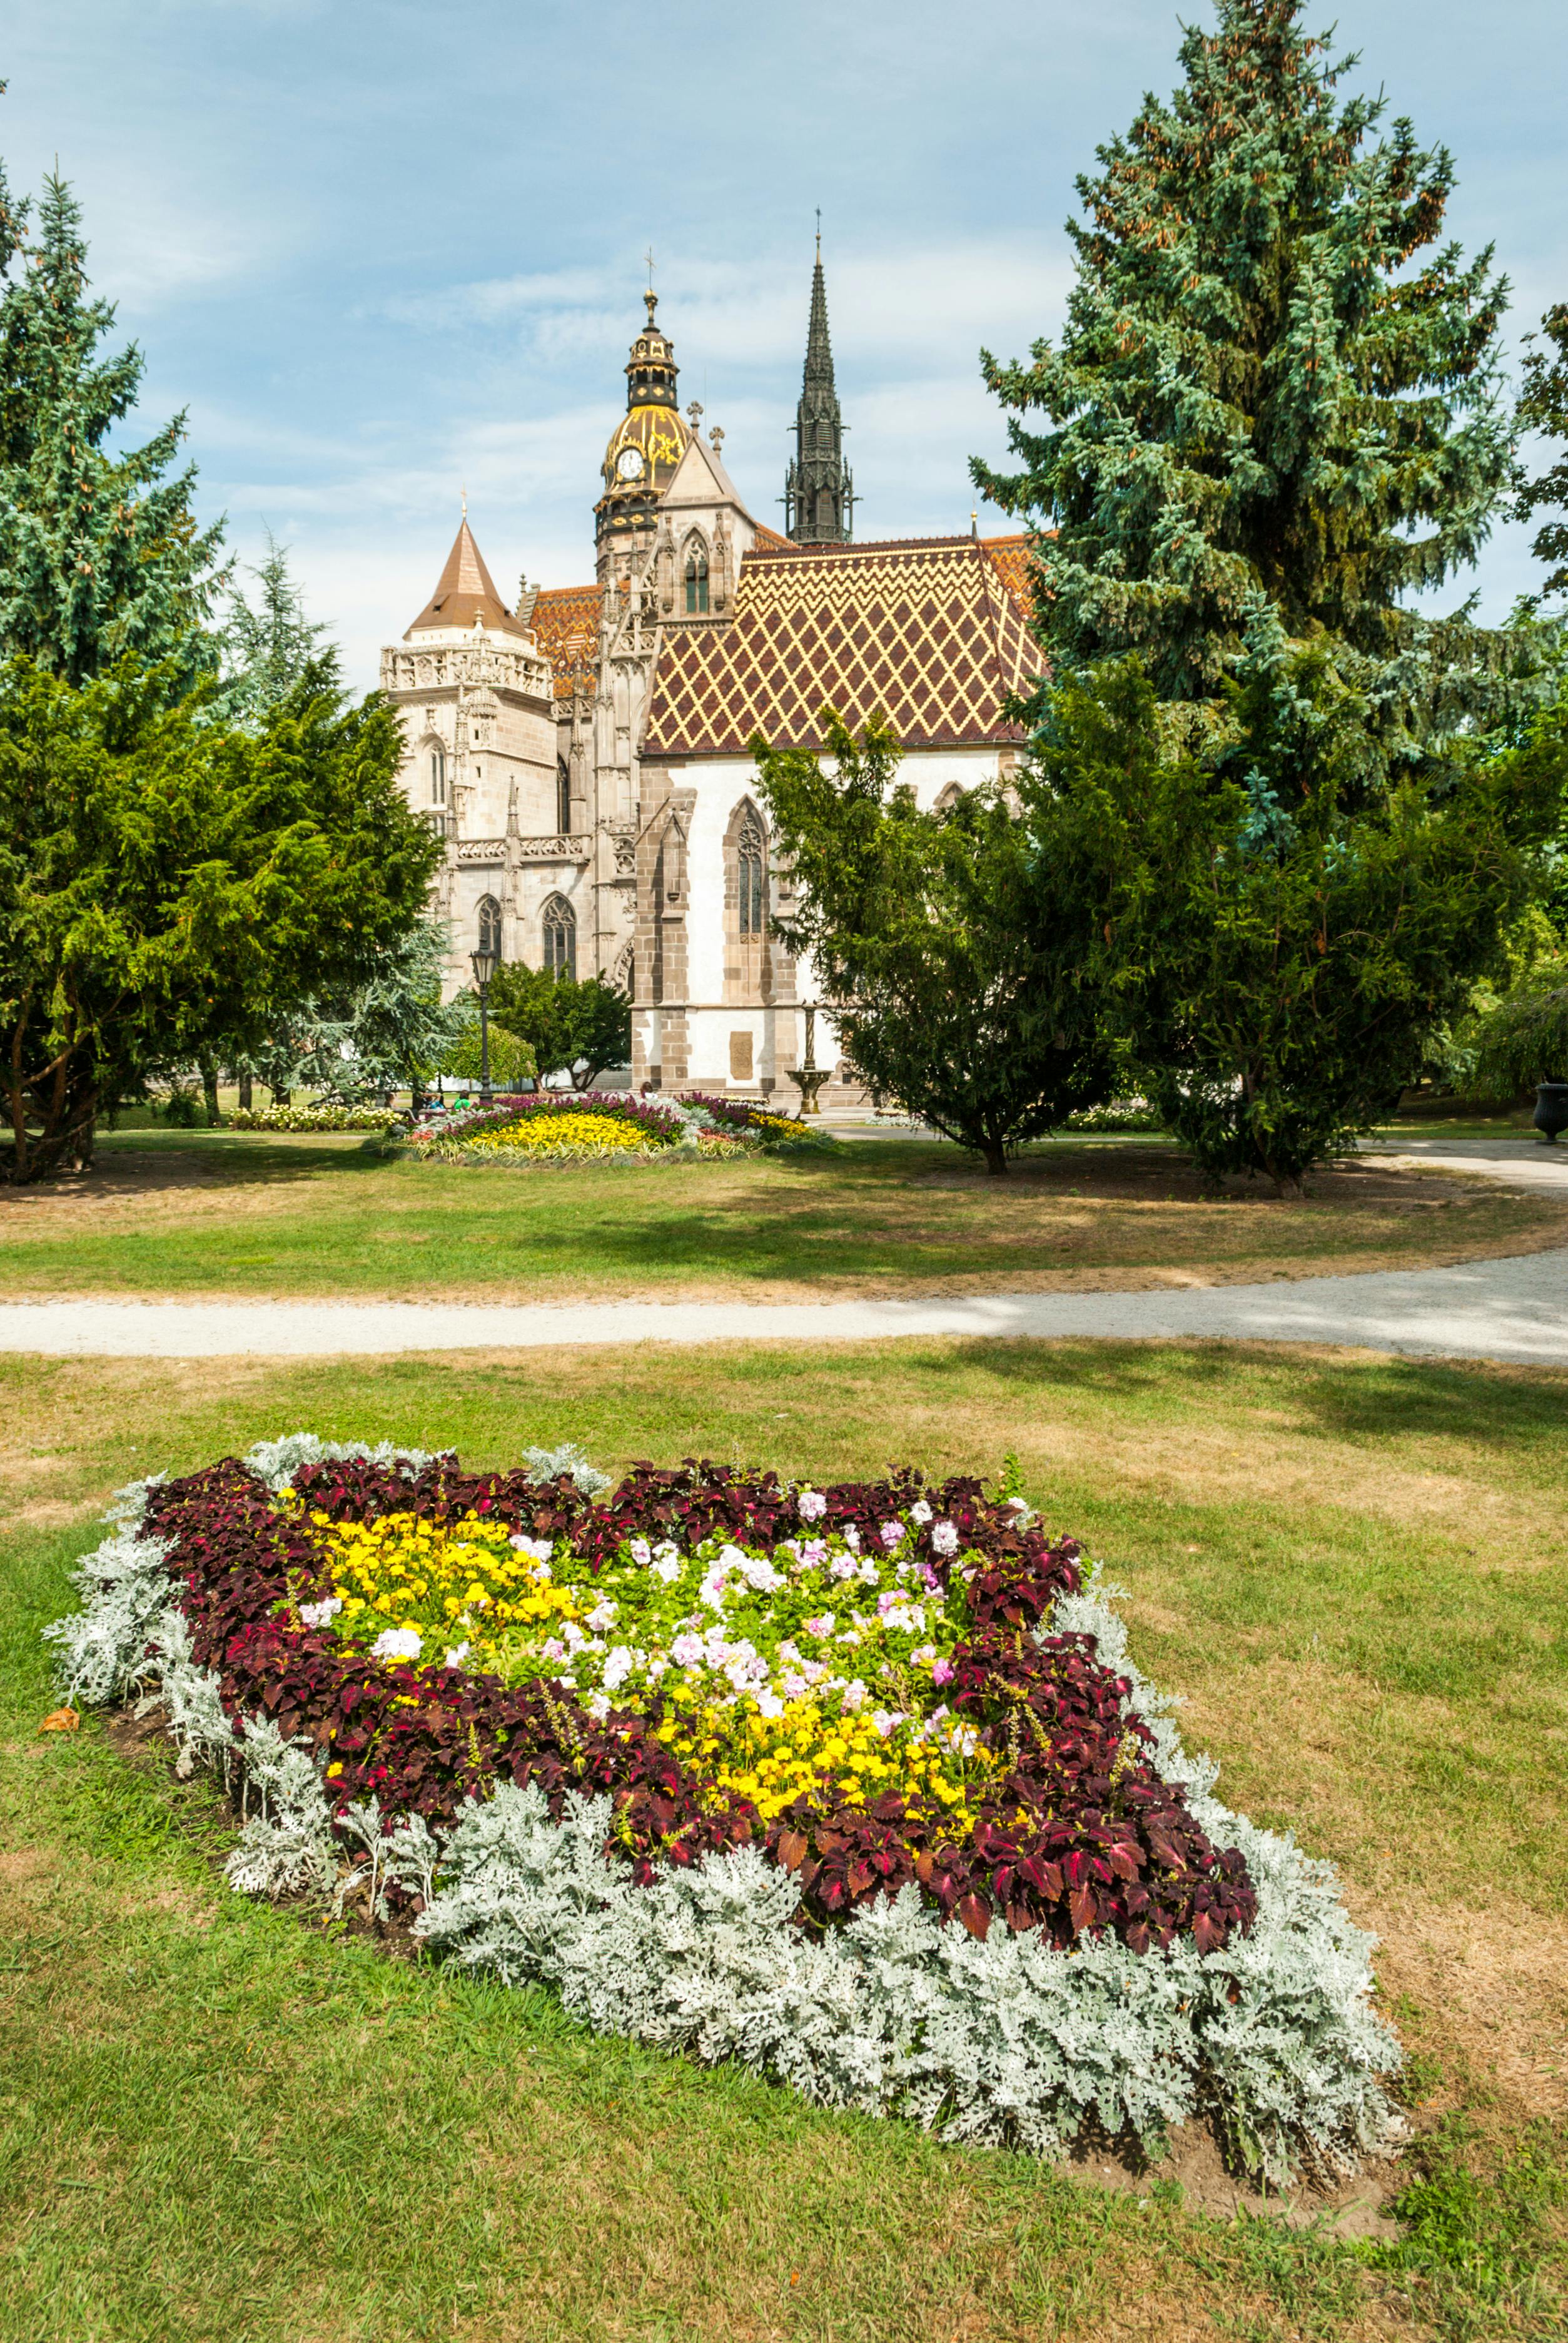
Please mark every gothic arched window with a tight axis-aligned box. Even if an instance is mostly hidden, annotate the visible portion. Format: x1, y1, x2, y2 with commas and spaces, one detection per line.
684, 546, 709, 614
428, 744, 447, 805
476, 894, 503, 965
557, 760, 572, 835
737, 811, 766, 937
542, 893, 577, 981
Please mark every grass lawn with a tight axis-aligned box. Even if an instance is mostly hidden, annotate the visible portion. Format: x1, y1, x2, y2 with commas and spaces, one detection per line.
1, 1127, 1562, 1304
2, 1337, 1564, 2340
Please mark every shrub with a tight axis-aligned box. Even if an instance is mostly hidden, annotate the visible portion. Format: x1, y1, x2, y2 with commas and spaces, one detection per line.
228, 1104, 400, 1132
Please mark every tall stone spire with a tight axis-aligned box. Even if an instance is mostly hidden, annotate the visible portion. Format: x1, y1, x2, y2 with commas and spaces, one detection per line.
784, 229, 853, 544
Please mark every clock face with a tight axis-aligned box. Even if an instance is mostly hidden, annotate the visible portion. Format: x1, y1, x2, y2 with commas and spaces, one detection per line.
615, 445, 645, 482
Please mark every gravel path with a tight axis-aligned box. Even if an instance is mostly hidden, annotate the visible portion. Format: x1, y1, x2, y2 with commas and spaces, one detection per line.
3, 1139, 1564, 1366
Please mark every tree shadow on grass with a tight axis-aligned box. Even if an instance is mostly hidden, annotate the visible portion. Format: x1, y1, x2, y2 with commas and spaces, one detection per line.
921, 1336, 1568, 1470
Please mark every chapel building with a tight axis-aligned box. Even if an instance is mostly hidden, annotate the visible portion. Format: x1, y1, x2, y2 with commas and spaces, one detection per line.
378, 252, 1041, 1105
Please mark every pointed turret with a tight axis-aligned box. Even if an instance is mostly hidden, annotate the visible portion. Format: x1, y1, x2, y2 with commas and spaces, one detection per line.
404, 512, 529, 638
784, 235, 854, 544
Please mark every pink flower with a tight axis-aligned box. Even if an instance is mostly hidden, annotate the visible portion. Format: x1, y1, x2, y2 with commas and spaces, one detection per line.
879, 1519, 905, 1550
932, 1657, 955, 1686
802, 1613, 834, 1640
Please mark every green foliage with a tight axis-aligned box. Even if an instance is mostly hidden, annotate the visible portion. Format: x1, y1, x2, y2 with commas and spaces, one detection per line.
440, 1005, 539, 1092
1023, 635, 1554, 1186
1516, 305, 1568, 609
245, 917, 468, 1104
1370, 2117, 1567, 2337
976, 0, 1517, 745
0, 661, 443, 1182
215, 531, 335, 724
755, 711, 1108, 1174
0, 165, 225, 693
483, 962, 631, 1089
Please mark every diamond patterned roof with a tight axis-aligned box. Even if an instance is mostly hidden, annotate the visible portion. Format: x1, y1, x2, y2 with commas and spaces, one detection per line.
529, 581, 603, 698
641, 536, 1043, 756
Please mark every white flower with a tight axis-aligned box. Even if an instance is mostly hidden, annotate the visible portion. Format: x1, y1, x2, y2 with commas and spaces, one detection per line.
878, 1519, 904, 1550
370, 1627, 423, 1662
443, 1641, 470, 1669
911, 1498, 933, 1525
839, 1678, 867, 1712
299, 1596, 341, 1628
929, 1520, 959, 1557
586, 1598, 619, 1633
754, 1690, 785, 1720
653, 1540, 680, 1567
585, 1691, 611, 1721
842, 1525, 861, 1552
602, 1645, 634, 1690
828, 1551, 859, 1582
857, 1559, 878, 1584
797, 1489, 827, 1522
734, 1550, 786, 1593
510, 1533, 554, 1563
670, 1632, 704, 1667
652, 1550, 681, 1584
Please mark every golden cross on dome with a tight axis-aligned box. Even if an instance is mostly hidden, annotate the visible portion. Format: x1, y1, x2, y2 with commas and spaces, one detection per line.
644, 243, 655, 288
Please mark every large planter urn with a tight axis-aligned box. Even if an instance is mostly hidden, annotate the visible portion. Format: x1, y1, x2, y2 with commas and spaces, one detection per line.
1534, 1082, 1568, 1144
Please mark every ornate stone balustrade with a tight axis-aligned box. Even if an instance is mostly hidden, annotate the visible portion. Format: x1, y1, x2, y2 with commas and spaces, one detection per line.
454, 835, 594, 867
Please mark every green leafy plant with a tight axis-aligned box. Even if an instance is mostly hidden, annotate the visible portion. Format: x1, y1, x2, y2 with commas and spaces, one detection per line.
482, 963, 630, 1090
756, 711, 1109, 1175
0, 663, 442, 1182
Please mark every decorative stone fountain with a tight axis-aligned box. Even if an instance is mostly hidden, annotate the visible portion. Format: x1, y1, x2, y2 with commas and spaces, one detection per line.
787, 1004, 831, 1116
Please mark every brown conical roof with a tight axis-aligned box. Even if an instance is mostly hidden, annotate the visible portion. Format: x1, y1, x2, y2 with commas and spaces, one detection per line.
404, 516, 529, 638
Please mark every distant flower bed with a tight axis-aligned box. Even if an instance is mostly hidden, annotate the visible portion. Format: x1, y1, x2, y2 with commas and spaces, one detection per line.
228, 1105, 401, 1133
1064, 1099, 1166, 1134
48, 1437, 1400, 2178
406, 1090, 826, 1164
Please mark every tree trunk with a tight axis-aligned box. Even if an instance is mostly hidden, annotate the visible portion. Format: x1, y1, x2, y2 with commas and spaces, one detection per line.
982, 1141, 1009, 1176
238, 1072, 253, 1110
200, 1057, 222, 1126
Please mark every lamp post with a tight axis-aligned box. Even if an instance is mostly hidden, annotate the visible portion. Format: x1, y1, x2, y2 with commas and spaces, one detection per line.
470, 942, 498, 1105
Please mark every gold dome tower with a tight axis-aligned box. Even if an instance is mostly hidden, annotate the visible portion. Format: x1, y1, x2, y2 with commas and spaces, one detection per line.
595, 285, 690, 580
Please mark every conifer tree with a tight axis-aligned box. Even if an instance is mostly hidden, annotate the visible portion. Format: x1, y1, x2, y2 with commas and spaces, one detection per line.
0, 166, 225, 689
1515, 304, 1568, 608
976, 0, 1513, 735
216, 531, 335, 722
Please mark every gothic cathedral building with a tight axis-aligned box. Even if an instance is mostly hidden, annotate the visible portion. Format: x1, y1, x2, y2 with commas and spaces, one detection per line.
378, 254, 1039, 1104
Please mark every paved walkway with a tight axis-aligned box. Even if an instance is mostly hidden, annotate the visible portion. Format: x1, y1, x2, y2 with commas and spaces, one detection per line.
3, 1138, 1564, 1366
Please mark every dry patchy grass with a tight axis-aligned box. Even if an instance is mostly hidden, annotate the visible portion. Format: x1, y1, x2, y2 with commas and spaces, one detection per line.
1, 1128, 1562, 1303
1, 1337, 1564, 2339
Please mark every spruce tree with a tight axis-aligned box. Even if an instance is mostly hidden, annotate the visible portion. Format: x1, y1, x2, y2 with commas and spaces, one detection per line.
976, 0, 1513, 731
0, 168, 225, 689
216, 530, 335, 722
1515, 304, 1568, 608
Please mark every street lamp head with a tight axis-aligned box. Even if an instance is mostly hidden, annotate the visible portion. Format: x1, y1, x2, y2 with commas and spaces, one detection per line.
470, 945, 498, 990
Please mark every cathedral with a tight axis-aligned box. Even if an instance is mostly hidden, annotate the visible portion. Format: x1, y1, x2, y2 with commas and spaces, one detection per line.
378, 252, 1040, 1104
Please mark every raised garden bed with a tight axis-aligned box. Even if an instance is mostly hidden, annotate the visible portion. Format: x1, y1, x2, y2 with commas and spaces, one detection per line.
48, 1437, 1400, 2180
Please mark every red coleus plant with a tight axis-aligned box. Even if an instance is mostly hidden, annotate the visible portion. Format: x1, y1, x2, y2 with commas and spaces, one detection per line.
139, 1453, 1256, 1954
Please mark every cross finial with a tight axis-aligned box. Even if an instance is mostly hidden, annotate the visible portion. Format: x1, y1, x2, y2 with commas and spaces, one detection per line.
685, 399, 704, 430
644, 243, 655, 289
815, 206, 821, 258
461, 482, 468, 520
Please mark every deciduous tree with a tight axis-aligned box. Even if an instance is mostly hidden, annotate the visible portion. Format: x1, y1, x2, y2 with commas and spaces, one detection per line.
756, 713, 1108, 1174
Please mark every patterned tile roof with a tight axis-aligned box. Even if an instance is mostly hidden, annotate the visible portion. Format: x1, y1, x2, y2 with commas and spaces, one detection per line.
529, 581, 603, 698
641, 536, 1044, 758
979, 532, 1039, 624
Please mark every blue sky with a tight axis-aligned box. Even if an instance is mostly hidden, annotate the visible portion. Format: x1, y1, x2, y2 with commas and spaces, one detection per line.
4, 0, 1565, 688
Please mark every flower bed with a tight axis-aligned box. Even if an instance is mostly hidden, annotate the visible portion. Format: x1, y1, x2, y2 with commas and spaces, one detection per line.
677, 1092, 821, 1145
47, 1439, 1400, 2178
228, 1104, 402, 1133
406, 1090, 824, 1164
